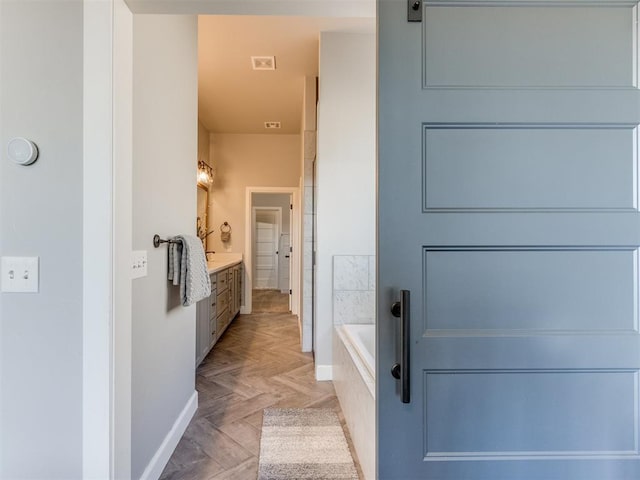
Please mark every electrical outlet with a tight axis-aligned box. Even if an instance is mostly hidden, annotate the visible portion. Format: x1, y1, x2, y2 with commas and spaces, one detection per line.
131, 250, 148, 279
1, 256, 39, 293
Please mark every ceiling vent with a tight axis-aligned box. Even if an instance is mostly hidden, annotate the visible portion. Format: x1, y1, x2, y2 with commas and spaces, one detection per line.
264, 121, 281, 129
251, 56, 276, 71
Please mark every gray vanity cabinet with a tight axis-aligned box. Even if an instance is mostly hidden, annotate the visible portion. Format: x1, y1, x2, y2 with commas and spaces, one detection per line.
195, 272, 216, 366
195, 262, 243, 366
209, 274, 218, 347
215, 269, 230, 337
231, 264, 242, 317
195, 299, 209, 366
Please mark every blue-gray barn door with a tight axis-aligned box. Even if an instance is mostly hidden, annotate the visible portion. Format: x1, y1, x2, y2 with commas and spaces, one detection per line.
377, 1, 640, 478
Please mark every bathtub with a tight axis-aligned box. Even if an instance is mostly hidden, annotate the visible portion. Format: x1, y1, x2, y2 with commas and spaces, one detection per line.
334, 324, 375, 480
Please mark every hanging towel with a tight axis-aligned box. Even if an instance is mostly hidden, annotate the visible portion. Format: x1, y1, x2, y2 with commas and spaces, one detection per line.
167, 234, 211, 306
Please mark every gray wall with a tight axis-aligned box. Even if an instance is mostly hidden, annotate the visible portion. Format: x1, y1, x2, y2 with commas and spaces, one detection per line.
0, 1, 83, 477
131, 14, 198, 479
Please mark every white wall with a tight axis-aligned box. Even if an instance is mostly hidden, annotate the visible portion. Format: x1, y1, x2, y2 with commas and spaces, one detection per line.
300, 76, 317, 352
315, 32, 376, 377
209, 133, 301, 255
0, 1, 83, 477
131, 15, 198, 479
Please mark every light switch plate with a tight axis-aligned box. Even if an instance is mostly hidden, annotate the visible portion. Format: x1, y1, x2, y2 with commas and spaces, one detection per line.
131, 250, 148, 279
1, 256, 39, 293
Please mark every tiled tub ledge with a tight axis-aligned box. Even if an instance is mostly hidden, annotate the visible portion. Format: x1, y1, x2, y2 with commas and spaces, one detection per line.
333, 255, 375, 325
334, 325, 375, 480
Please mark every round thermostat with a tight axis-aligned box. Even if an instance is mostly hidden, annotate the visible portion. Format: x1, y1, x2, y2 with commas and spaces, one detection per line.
7, 137, 39, 165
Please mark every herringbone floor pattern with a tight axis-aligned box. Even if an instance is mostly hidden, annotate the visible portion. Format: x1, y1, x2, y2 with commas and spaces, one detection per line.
159, 313, 363, 480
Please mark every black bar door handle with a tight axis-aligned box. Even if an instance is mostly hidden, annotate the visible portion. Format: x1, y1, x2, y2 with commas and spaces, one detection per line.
391, 290, 410, 403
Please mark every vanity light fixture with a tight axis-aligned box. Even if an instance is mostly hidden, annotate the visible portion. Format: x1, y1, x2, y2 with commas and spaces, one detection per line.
197, 160, 214, 186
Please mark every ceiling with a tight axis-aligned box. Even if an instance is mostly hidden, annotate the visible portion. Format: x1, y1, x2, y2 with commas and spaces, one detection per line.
197, 16, 374, 134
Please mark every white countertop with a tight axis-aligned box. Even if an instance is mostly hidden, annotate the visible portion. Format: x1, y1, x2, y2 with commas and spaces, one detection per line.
206, 253, 242, 274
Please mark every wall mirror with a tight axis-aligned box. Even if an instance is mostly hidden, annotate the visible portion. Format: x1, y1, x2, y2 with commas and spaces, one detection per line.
197, 184, 209, 249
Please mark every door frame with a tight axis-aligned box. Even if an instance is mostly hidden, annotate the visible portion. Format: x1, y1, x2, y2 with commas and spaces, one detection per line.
84, 1, 133, 477
84, 1, 371, 477
280, 231, 292, 295
244, 187, 300, 316
252, 206, 282, 290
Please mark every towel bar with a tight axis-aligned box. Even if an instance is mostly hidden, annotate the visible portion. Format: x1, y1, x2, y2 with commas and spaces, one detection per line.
153, 234, 178, 248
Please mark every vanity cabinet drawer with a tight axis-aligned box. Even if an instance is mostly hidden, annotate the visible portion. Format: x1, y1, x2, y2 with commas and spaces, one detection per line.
216, 308, 230, 333
216, 289, 229, 313
216, 270, 228, 292
210, 295, 217, 320
210, 318, 216, 339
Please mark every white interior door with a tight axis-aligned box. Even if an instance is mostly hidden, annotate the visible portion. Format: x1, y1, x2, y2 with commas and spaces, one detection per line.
253, 208, 280, 289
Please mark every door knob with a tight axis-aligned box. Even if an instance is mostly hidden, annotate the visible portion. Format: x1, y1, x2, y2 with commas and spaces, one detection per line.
391, 363, 401, 379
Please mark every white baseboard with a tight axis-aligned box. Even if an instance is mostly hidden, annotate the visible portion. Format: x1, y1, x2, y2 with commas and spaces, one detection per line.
139, 390, 198, 480
316, 364, 333, 381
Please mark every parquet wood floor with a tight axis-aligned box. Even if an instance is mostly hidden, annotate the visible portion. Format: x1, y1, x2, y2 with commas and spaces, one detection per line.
159, 313, 364, 480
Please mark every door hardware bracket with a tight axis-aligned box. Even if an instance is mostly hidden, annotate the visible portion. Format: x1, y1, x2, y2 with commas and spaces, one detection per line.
390, 291, 410, 403
408, 0, 422, 22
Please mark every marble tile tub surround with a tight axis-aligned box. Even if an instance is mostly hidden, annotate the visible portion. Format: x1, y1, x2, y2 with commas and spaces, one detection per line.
333, 255, 375, 325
